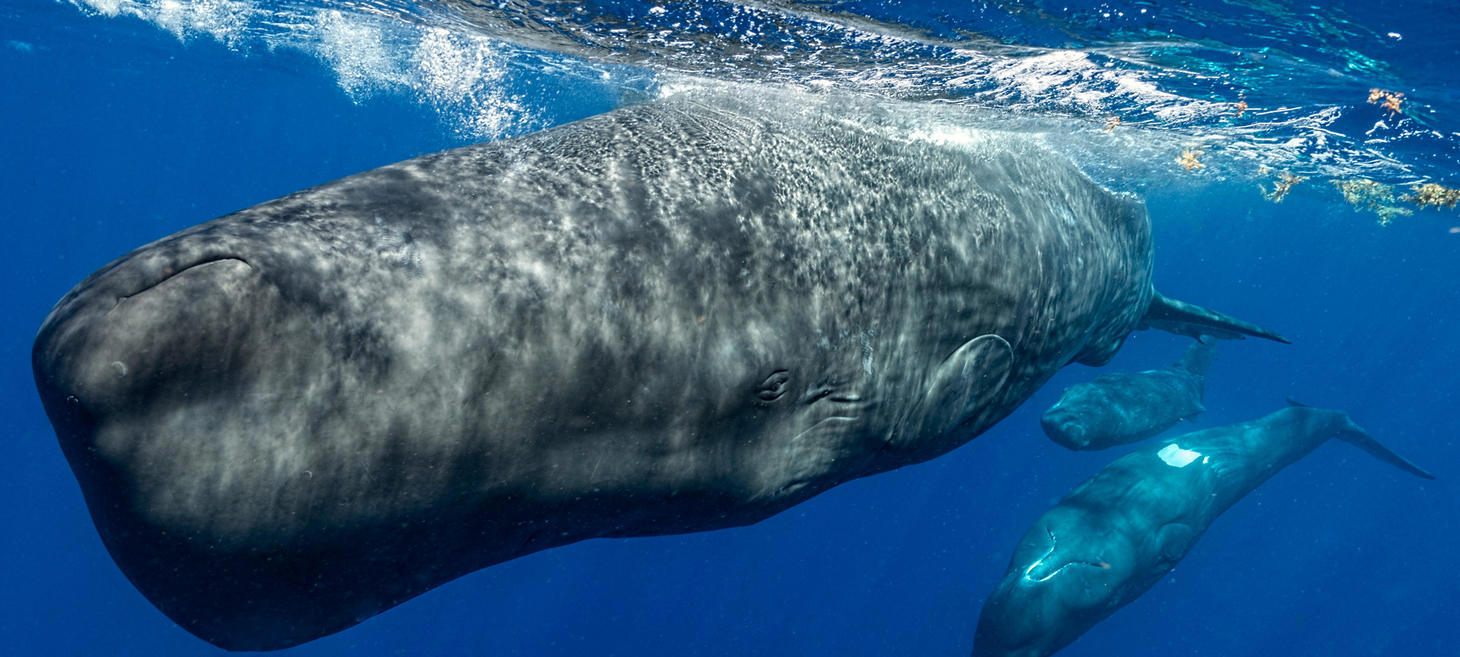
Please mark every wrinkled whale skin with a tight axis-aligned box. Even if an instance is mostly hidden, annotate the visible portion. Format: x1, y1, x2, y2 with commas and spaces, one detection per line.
33, 92, 1277, 650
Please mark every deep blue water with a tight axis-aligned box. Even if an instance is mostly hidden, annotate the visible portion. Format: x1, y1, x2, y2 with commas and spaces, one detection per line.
2, 1, 1457, 656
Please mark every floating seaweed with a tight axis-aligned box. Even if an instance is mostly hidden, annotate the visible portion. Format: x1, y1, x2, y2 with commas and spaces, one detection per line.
1404, 183, 1460, 209
1176, 149, 1203, 171
1334, 178, 1412, 225
1261, 171, 1307, 203
1367, 88, 1404, 115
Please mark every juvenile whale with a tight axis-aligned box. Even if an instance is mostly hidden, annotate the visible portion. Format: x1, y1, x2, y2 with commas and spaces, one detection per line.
974, 404, 1434, 657
1040, 337, 1217, 450
32, 91, 1287, 650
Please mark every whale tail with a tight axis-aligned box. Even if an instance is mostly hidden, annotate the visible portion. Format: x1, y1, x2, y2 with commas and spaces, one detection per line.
1339, 422, 1436, 480
1140, 291, 1291, 344
1286, 399, 1436, 480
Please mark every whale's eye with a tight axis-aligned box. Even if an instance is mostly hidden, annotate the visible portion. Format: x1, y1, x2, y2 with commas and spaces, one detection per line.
757, 370, 791, 402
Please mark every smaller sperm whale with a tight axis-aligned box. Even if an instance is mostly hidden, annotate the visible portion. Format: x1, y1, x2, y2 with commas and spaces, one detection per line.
1041, 337, 1217, 450
974, 403, 1434, 657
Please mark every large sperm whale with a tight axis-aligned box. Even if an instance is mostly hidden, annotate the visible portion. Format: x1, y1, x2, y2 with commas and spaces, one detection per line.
973, 403, 1433, 657
1041, 337, 1217, 450
32, 90, 1287, 650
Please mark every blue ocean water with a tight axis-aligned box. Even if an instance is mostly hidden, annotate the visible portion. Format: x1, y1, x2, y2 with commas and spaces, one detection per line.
2, 1, 1456, 656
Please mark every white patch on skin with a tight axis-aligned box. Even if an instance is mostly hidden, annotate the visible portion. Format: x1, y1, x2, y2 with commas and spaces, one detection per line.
1157, 443, 1202, 468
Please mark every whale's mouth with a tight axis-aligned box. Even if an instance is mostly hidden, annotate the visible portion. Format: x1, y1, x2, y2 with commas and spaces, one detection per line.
1023, 527, 1112, 584
111, 255, 255, 308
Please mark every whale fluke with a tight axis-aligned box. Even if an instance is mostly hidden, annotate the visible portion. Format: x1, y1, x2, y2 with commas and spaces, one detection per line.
1140, 291, 1291, 343
1338, 424, 1436, 480
1286, 399, 1436, 480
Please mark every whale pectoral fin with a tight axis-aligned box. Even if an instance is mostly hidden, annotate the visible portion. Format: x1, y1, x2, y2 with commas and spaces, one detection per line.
1140, 291, 1291, 344
913, 334, 1014, 443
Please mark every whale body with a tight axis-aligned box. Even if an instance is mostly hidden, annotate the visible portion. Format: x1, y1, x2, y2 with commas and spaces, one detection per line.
974, 404, 1433, 657
32, 91, 1286, 650
1041, 337, 1217, 450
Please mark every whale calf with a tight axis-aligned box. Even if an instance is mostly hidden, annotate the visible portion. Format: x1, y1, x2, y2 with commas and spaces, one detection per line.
32, 90, 1287, 650
1040, 337, 1217, 450
974, 404, 1433, 657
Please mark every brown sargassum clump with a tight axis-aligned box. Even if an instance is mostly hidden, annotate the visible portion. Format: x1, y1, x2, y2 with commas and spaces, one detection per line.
1404, 182, 1460, 210
1334, 178, 1411, 225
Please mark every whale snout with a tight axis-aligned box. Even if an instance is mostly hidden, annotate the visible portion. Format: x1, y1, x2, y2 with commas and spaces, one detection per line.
34, 250, 262, 435
1039, 409, 1088, 449
31, 240, 373, 650
30, 238, 297, 546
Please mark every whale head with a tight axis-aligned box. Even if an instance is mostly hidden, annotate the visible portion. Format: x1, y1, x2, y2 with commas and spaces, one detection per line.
1039, 401, 1096, 450
28, 175, 889, 650
29, 216, 407, 649
974, 513, 1137, 657
1039, 380, 1126, 450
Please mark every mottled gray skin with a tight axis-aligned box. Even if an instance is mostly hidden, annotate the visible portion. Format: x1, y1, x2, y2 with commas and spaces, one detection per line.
1041, 338, 1217, 450
974, 405, 1434, 657
33, 92, 1284, 650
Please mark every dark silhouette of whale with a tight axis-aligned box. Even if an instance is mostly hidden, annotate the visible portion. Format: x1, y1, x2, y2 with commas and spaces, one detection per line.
32, 91, 1287, 650
974, 403, 1433, 657
1041, 337, 1217, 449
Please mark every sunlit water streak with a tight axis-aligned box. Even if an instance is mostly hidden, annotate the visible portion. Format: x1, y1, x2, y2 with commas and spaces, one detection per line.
54, 0, 1460, 215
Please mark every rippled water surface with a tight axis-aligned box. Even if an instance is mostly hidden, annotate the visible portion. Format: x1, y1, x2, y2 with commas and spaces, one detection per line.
44, 0, 1460, 192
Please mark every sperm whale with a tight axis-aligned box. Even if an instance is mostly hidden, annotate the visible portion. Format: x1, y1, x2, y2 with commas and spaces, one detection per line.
33, 90, 1287, 650
975, 403, 1432, 657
